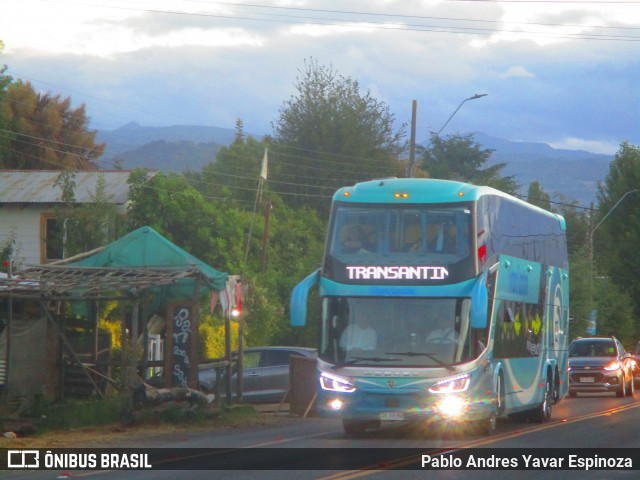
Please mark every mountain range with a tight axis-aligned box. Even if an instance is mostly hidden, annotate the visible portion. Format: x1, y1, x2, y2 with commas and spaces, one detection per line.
96, 122, 612, 207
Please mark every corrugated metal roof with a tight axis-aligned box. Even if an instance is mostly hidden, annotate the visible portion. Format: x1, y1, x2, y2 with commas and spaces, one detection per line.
0, 170, 152, 204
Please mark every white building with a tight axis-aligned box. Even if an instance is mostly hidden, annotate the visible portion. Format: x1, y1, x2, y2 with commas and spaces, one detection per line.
0, 170, 154, 268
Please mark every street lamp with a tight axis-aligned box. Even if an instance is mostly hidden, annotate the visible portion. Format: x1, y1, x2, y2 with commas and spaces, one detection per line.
407, 93, 487, 178
588, 189, 640, 266
436, 93, 488, 136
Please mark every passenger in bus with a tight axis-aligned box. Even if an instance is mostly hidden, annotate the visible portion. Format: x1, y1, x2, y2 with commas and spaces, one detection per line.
339, 312, 378, 352
425, 312, 459, 344
426, 223, 457, 253
403, 224, 422, 252
341, 225, 372, 253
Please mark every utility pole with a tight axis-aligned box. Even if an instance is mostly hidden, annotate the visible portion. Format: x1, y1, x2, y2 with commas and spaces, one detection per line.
260, 200, 272, 273
406, 100, 417, 178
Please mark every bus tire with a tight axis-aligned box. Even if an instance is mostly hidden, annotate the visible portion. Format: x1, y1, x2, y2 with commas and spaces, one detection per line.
530, 372, 553, 423
476, 372, 503, 435
553, 367, 561, 404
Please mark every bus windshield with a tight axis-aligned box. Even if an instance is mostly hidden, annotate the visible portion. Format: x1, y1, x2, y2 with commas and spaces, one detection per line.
324, 203, 475, 285
320, 297, 488, 368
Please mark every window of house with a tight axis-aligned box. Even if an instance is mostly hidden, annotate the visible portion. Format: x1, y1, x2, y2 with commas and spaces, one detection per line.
40, 213, 63, 262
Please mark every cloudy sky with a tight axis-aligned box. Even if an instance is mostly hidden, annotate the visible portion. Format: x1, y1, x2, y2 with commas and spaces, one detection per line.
1, 0, 638, 154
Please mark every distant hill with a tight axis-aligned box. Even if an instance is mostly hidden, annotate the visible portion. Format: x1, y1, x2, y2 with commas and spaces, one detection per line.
472, 133, 611, 206
104, 140, 223, 172
96, 123, 612, 206
95, 122, 235, 170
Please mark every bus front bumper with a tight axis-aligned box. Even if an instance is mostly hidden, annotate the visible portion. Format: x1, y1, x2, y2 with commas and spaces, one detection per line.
317, 389, 495, 425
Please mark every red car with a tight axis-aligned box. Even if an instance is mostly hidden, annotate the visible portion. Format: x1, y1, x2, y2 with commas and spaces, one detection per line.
630, 340, 640, 388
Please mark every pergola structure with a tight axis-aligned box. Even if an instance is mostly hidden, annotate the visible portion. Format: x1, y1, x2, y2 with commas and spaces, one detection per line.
0, 264, 209, 402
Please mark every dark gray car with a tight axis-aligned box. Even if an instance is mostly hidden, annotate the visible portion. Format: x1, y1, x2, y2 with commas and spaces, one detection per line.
202, 346, 317, 403
568, 336, 635, 398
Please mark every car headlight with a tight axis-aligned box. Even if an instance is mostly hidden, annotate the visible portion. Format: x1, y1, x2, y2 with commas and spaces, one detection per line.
320, 372, 356, 393
428, 374, 471, 394
604, 361, 621, 371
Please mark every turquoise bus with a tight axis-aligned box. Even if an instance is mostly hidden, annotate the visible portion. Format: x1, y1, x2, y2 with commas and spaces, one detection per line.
290, 178, 570, 435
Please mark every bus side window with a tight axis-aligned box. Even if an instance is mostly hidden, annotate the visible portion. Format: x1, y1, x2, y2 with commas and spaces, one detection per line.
403, 224, 422, 252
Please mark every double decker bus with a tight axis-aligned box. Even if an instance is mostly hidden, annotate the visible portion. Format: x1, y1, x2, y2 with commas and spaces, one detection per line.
290, 178, 570, 435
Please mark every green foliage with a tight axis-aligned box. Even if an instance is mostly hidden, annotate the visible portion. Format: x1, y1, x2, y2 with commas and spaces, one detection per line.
188, 120, 268, 207
592, 276, 636, 344
591, 142, 640, 342
52, 172, 120, 258
0, 50, 12, 155
29, 397, 127, 432
419, 133, 518, 194
126, 165, 325, 349
556, 197, 590, 258
272, 57, 406, 216
126, 170, 247, 273
199, 312, 238, 359
527, 181, 551, 211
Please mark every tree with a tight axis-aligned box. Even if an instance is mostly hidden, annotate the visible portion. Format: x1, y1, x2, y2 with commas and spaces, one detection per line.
55, 172, 120, 258
0, 42, 13, 155
272, 58, 406, 215
189, 120, 269, 207
527, 181, 551, 211
0, 80, 104, 169
418, 133, 518, 194
593, 142, 640, 341
126, 169, 325, 348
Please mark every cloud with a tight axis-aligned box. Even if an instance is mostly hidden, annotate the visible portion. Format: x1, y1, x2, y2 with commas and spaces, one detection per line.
1, 0, 638, 149
499, 66, 535, 79
549, 138, 621, 156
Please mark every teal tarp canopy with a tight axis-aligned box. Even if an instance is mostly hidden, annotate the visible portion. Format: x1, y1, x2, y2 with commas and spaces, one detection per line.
69, 226, 228, 292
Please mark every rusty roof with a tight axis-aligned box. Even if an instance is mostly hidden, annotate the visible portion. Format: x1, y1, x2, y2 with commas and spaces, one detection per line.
0, 170, 155, 204
0, 265, 204, 300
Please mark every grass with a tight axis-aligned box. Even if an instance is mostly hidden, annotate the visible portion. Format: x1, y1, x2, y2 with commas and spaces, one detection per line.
0, 396, 269, 448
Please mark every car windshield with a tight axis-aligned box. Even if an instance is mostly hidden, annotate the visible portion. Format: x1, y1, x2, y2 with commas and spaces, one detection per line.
569, 340, 616, 357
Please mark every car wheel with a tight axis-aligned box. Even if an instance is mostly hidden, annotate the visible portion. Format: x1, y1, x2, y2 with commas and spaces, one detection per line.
626, 374, 635, 397
616, 376, 626, 398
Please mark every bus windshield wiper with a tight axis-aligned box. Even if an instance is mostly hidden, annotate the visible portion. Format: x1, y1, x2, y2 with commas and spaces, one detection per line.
385, 351, 456, 372
331, 356, 401, 370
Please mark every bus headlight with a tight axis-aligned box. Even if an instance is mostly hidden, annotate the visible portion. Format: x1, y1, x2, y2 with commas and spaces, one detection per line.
435, 396, 467, 418
428, 374, 471, 394
320, 372, 356, 393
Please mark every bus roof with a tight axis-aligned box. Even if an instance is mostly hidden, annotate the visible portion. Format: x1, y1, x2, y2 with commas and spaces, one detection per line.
334, 178, 565, 228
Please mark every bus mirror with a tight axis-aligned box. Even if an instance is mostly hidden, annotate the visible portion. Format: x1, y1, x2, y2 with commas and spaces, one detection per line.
470, 271, 488, 329
290, 268, 320, 327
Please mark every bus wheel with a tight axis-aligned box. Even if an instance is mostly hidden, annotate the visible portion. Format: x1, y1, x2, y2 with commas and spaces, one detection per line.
531, 374, 553, 423
342, 419, 370, 436
475, 373, 503, 435
553, 368, 561, 404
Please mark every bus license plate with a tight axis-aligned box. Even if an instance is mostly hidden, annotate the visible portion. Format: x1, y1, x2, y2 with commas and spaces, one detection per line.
380, 412, 404, 421
580, 376, 595, 383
